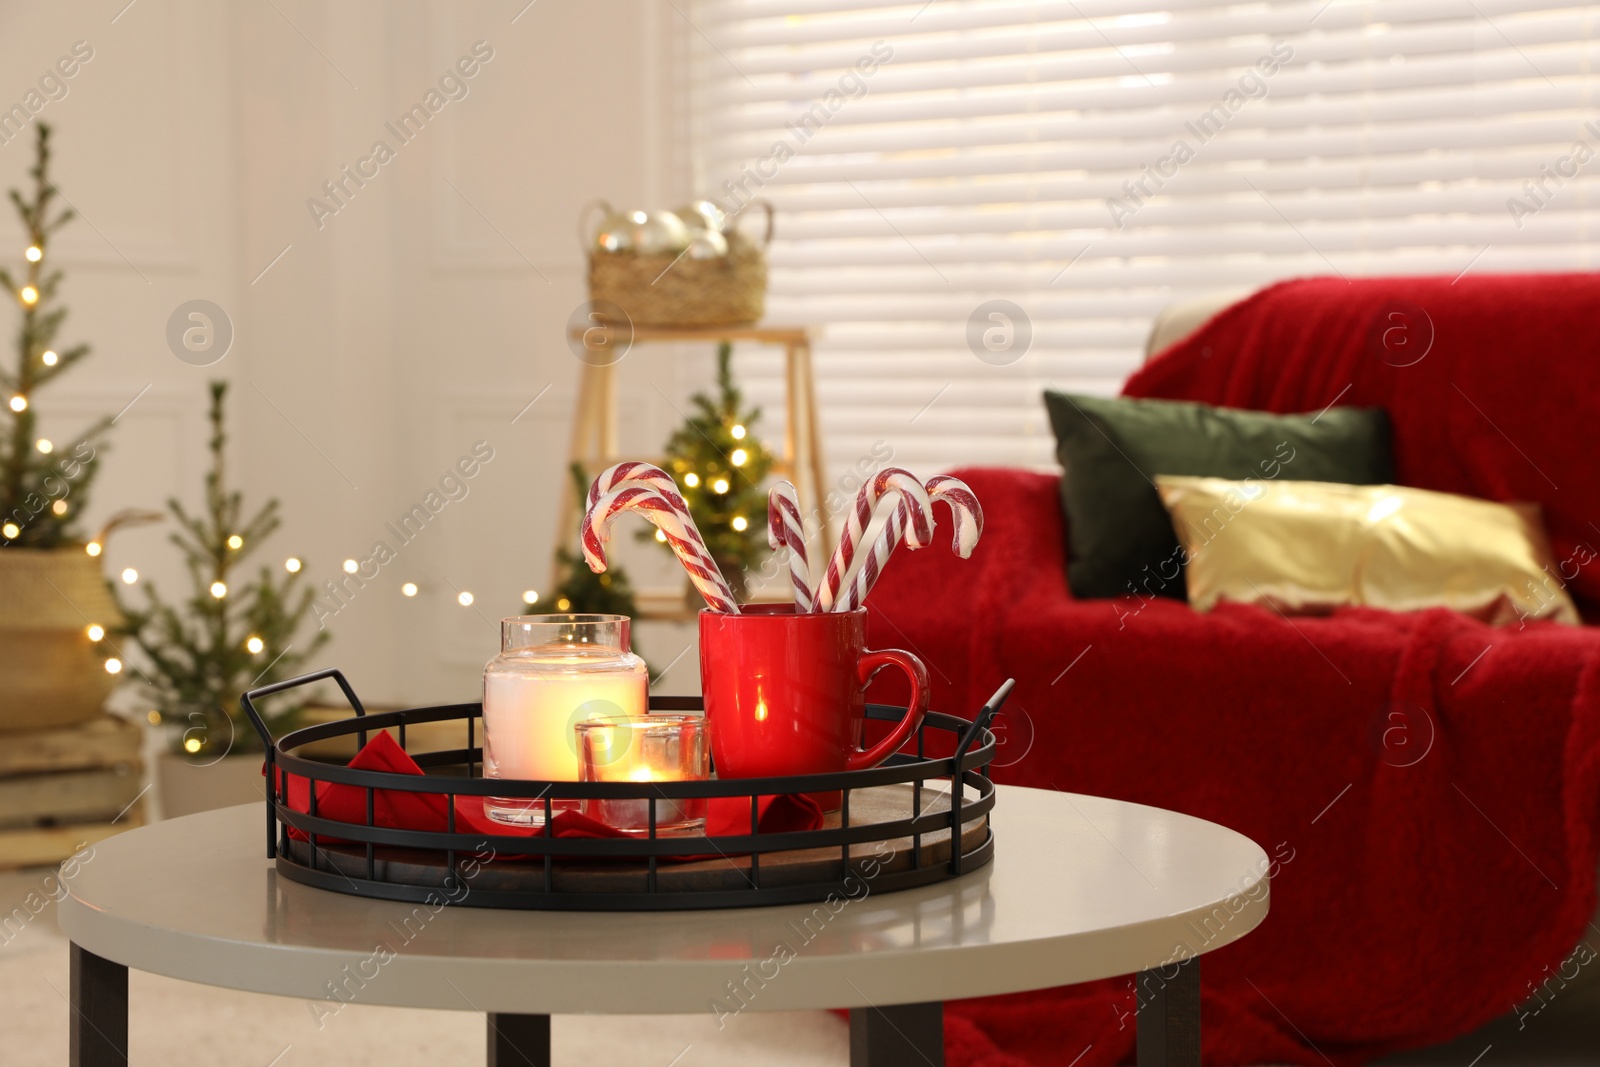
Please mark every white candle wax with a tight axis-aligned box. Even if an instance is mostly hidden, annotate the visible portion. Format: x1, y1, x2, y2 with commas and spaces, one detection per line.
482, 656, 648, 783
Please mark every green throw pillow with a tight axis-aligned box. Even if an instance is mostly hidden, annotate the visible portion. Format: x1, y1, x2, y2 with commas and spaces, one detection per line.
1042, 392, 1393, 601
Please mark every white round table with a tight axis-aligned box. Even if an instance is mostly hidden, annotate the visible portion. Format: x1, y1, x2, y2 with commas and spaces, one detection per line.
57, 786, 1268, 1066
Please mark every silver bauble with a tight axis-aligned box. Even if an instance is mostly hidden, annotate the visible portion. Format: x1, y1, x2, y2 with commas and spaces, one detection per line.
673, 200, 728, 235
687, 229, 729, 260
628, 210, 691, 256
593, 209, 635, 253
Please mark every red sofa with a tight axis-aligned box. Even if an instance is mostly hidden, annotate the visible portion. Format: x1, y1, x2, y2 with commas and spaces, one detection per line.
864, 274, 1600, 1066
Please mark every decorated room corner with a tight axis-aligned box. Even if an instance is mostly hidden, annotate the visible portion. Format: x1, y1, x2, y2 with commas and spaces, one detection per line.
3, 7, 1600, 1067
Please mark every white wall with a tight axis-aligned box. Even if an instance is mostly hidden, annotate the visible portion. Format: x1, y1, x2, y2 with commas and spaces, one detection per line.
5, 0, 711, 709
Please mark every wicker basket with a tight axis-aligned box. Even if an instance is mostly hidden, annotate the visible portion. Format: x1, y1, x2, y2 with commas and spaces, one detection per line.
584, 200, 772, 328
0, 547, 120, 732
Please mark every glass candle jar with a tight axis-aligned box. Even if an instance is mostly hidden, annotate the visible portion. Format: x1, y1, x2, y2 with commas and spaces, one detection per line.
482, 614, 648, 827
576, 715, 710, 835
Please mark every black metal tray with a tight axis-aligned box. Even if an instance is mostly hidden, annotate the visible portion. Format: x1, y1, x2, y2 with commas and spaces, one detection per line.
242, 671, 1012, 911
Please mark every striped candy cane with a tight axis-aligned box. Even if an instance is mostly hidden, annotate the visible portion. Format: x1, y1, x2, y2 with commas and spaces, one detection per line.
925, 474, 984, 558
587, 461, 687, 513
833, 475, 984, 613
767, 481, 814, 612
583, 485, 740, 614
814, 468, 934, 612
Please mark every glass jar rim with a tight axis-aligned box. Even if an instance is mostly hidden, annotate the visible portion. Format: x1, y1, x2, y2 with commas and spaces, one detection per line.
574, 714, 705, 731
501, 613, 631, 625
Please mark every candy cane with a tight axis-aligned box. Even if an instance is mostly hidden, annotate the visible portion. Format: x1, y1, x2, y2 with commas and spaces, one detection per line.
925, 474, 984, 558
767, 481, 814, 612
584, 485, 740, 614
833, 475, 984, 613
587, 461, 687, 515
832, 499, 909, 614
814, 468, 934, 612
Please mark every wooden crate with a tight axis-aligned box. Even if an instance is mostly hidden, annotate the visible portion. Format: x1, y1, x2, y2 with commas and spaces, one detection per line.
0, 714, 145, 869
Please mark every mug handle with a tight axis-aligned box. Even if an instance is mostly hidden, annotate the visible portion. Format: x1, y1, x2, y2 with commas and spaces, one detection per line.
846, 649, 930, 771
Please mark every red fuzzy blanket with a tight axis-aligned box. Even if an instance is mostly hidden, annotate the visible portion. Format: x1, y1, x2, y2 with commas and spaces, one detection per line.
865, 275, 1600, 1064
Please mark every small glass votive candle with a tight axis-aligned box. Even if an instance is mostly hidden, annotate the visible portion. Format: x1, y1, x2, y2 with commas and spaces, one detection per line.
482, 614, 648, 827
576, 716, 710, 836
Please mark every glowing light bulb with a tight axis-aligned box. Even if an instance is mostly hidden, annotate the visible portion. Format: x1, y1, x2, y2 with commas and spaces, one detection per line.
40, 350, 56, 366
86, 541, 102, 556
120, 568, 138, 584
683, 472, 700, 488
146, 710, 161, 725
24, 246, 41, 262
209, 581, 227, 599
712, 477, 730, 494
227, 534, 243, 549
9, 395, 26, 412
1, 523, 17, 539
556, 597, 572, 610
654, 528, 667, 542
51, 499, 67, 516
35, 438, 51, 454
731, 424, 747, 440
284, 557, 301, 573
731, 515, 748, 532
183, 737, 202, 754
246, 635, 265, 654
86, 624, 105, 641
19, 286, 38, 305
401, 582, 418, 597
730, 448, 748, 467
457, 591, 474, 606
342, 559, 358, 574
522, 589, 539, 605
104, 657, 123, 674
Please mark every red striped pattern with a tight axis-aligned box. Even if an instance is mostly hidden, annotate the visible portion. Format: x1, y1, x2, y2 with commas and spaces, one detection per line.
814, 467, 934, 612
767, 481, 814, 612
834, 475, 985, 612
583, 484, 740, 614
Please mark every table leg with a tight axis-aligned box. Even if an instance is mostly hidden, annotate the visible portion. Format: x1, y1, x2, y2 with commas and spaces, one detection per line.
849, 1001, 943, 1066
1137, 956, 1200, 1067
69, 943, 127, 1067
487, 1013, 551, 1067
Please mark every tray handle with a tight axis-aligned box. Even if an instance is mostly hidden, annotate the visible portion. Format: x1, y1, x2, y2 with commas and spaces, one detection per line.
245, 669, 367, 860
949, 677, 1013, 875
240, 668, 368, 752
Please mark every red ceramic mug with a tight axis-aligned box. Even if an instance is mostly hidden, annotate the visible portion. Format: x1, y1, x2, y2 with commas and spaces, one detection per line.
698, 604, 929, 808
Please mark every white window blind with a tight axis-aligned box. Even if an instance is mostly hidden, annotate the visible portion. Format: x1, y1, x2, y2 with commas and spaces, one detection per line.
687, 0, 1600, 473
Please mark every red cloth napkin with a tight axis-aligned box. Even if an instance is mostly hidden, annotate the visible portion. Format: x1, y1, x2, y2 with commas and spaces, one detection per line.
274, 731, 822, 852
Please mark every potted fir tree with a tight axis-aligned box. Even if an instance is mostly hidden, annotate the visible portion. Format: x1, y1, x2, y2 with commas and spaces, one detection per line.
651, 342, 774, 602
117, 381, 329, 816
0, 124, 122, 732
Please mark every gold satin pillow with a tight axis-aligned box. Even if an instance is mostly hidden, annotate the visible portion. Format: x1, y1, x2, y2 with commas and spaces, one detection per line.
1154, 476, 1579, 626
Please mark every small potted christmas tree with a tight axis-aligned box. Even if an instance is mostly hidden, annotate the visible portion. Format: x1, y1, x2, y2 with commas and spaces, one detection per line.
0, 124, 121, 731
117, 381, 328, 815
651, 342, 774, 601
